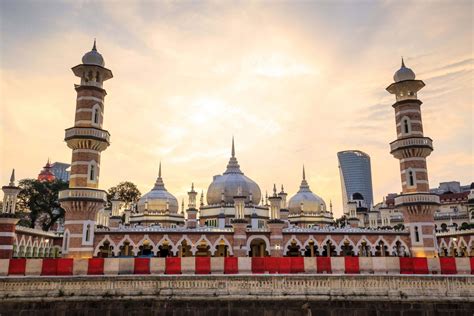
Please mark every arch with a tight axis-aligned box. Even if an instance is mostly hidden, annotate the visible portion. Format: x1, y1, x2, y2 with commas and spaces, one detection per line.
457, 238, 469, 257
94, 235, 117, 257
320, 236, 337, 256
337, 237, 356, 256
62, 229, 70, 253
303, 236, 320, 257
88, 160, 98, 183
401, 116, 412, 135
390, 237, 410, 257
212, 235, 234, 257
193, 235, 213, 257
91, 103, 101, 126
355, 237, 373, 257
172, 235, 194, 257
246, 235, 270, 255
155, 235, 175, 257
283, 235, 304, 256
373, 236, 390, 257
136, 234, 157, 256
116, 235, 137, 256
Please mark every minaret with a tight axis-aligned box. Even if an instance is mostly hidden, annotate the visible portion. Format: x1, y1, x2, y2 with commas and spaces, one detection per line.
186, 183, 198, 228
279, 185, 289, 223
386, 58, 440, 257
0, 169, 21, 258
109, 192, 123, 228
58, 41, 113, 258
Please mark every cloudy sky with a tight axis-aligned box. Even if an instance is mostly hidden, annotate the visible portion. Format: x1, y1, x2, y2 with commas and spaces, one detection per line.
0, 0, 472, 216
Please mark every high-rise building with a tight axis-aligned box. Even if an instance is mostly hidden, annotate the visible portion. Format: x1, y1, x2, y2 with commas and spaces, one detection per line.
50, 162, 70, 182
338, 150, 374, 212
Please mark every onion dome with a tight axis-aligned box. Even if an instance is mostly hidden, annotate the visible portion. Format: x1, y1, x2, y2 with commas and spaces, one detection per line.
37, 159, 56, 182
393, 58, 415, 82
137, 162, 179, 213
206, 138, 261, 205
82, 39, 105, 67
288, 166, 326, 214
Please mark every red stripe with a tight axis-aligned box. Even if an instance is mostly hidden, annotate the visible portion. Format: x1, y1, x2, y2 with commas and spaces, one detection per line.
344, 257, 360, 274
252, 257, 265, 274
165, 257, 181, 274
471, 257, 474, 275
399, 257, 413, 274
264, 257, 278, 274
279, 257, 291, 274
290, 257, 305, 274
57, 258, 73, 275
195, 257, 211, 274
87, 258, 104, 275
439, 257, 457, 275
317, 257, 331, 273
134, 258, 150, 274
41, 258, 58, 276
224, 257, 238, 274
412, 258, 428, 274
8, 258, 26, 275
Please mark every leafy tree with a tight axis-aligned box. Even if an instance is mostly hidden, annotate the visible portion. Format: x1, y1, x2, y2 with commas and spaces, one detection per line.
334, 215, 347, 228
393, 223, 405, 231
107, 181, 141, 207
17, 179, 69, 231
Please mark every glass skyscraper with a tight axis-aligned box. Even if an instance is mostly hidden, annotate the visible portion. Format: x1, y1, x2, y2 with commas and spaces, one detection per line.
337, 150, 374, 212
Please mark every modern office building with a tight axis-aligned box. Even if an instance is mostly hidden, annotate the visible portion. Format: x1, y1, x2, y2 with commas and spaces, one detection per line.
337, 150, 374, 213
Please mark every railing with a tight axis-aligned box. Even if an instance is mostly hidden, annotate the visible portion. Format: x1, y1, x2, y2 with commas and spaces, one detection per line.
58, 189, 107, 202
99, 225, 234, 233
390, 137, 433, 152
65, 127, 110, 143
15, 226, 59, 238
394, 194, 440, 206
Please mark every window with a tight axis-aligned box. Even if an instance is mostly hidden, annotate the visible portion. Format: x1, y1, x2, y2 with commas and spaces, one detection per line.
403, 119, 409, 133
414, 226, 420, 242
93, 108, 99, 124
89, 164, 95, 181
408, 170, 415, 186
64, 232, 69, 251
85, 224, 91, 242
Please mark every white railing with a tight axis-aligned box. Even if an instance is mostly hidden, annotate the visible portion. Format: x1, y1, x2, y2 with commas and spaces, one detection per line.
390, 137, 432, 152
99, 225, 234, 233
65, 127, 110, 143
283, 226, 406, 234
59, 189, 107, 201
15, 226, 59, 238
394, 194, 440, 205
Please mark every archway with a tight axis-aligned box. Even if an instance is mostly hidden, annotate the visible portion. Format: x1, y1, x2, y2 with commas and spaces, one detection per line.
304, 240, 319, 257
178, 240, 193, 257
138, 240, 153, 257
119, 241, 133, 257
322, 240, 336, 257
375, 240, 389, 257
358, 240, 371, 257
214, 239, 230, 257
340, 240, 354, 256
158, 241, 172, 257
286, 240, 302, 257
249, 238, 268, 257
99, 241, 114, 258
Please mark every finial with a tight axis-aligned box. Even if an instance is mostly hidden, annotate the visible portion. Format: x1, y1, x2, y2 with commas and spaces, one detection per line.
182, 199, 185, 212
9, 169, 15, 186
281, 184, 284, 193
231, 136, 235, 158
191, 182, 194, 191
93, 38, 97, 51
401, 56, 405, 68
158, 161, 162, 178
273, 184, 277, 196
302, 165, 306, 180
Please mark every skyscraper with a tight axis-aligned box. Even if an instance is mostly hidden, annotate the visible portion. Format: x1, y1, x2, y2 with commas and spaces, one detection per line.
338, 150, 374, 212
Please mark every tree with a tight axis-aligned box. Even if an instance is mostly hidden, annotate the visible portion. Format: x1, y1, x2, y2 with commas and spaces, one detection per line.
107, 181, 141, 207
17, 179, 69, 231
334, 215, 347, 228
393, 223, 405, 231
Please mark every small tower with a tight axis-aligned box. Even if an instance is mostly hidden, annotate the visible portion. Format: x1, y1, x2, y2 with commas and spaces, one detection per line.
2, 169, 20, 215
109, 192, 124, 228
279, 185, 289, 223
386, 58, 440, 257
0, 169, 21, 258
58, 41, 113, 258
37, 159, 56, 182
268, 184, 282, 220
186, 183, 198, 228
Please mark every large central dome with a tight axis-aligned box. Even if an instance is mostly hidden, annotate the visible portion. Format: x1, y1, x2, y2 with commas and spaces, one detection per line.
206, 139, 261, 205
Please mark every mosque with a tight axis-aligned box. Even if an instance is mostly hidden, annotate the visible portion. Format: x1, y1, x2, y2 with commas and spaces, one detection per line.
0, 42, 472, 260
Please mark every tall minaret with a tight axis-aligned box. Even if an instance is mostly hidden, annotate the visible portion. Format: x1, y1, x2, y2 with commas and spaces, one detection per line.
58, 40, 113, 258
386, 58, 440, 257
0, 169, 21, 258
2, 169, 20, 214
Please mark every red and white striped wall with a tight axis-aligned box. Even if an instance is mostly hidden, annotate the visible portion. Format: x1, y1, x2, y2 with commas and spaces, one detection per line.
1, 257, 473, 276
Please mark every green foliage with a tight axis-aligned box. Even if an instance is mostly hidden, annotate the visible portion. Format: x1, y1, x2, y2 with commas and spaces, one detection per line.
17, 178, 69, 231
393, 223, 405, 231
107, 181, 141, 207
334, 215, 347, 228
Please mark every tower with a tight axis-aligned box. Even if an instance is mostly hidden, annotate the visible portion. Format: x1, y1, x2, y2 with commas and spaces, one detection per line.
186, 183, 198, 228
386, 58, 440, 257
58, 41, 113, 258
0, 169, 20, 258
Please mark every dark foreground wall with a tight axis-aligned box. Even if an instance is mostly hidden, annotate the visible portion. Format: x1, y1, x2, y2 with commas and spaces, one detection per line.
1, 299, 473, 316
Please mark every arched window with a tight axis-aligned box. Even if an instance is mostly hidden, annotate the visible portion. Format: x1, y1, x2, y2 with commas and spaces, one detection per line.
414, 226, 420, 242
403, 119, 409, 133
85, 224, 91, 242
93, 108, 99, 124
64, 232, 69, 251
409, 170, 415, 186
406, 168, 416, 187
89, 164, 95, 181
401, 116, 411, 134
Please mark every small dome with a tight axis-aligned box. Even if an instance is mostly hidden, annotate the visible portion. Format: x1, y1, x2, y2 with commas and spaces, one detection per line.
82, 40, 105, 67
288, 166, 326, 214
393, 58, 415, 82
137, 163, 179, 213
206, 138, 261, 205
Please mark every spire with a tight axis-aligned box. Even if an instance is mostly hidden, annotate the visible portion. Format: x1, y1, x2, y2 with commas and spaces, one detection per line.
92, 38, 97, 51
9, 169, 15, 186
200, 190, 204, 206
224, 137, 242, 174
153, 161, 166, 190
299, 164, 310, 192
273, 184, 277, 197
231, 136, 235, 158
401, 56, 405, 68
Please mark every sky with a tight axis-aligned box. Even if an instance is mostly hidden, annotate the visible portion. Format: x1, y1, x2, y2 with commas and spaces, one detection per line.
0, 0, 473, 217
